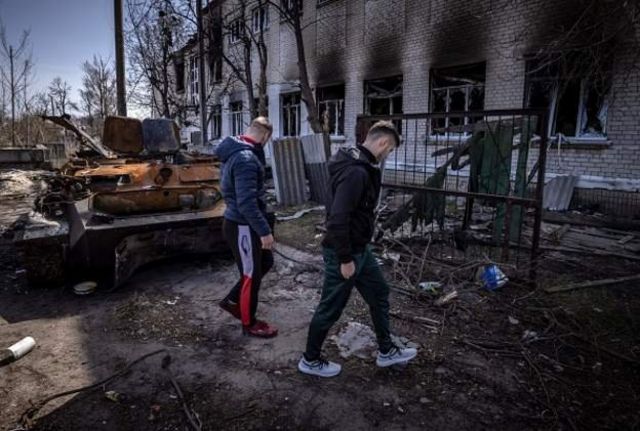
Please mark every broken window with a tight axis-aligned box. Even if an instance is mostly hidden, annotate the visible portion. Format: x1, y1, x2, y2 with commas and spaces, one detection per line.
281, 0, 303, 17
317, 85, 345, 137
230, 101, 244, 136
208, 56, 222, 84
525, 59, 609, 138
210, 105, 222, 139
430, 62, 485, 134
174, 58, 185, 92
281, 92, 301, 137
364, 76, 403, 133
189, 56, 199, 106
229, 18, 243, 44
252, 5, 269, 33
207, 10, 224, 84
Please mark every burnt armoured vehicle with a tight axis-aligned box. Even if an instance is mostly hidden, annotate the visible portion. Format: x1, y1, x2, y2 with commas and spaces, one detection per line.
15, 115, 228, 289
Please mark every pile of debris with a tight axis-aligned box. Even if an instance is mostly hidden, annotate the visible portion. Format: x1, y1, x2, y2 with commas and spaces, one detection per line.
0, 170, 50, 235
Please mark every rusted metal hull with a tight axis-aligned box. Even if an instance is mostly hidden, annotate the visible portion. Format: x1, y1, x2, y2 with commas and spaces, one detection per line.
17, 115, 231, 289
65, 198, 227, 288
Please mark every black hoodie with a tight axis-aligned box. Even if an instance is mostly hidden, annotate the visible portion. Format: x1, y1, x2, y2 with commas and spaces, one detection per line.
322, 145, 381, 263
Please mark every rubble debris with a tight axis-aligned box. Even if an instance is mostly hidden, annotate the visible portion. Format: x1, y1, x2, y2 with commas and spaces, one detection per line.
476, 264, 508, 290
330, 322, 377, 359
104, 390, 124, 403
545, 273, 640, 293
380, 165, 447, 234
521, 330, 538, 343
0, 336, 36, 367
435, 290, 459, 306
389, 311, 440, 331
19, 348, 168, 427
543, 175, 578, 211
161, 354, 203, 431
0, 170, 49, 234
543, 210, 640, 232
417, 281, 442, 294
391, 335, 420, 349
618, 234, 635, 245
73, 281, 97, 296
276, 205, 324, 221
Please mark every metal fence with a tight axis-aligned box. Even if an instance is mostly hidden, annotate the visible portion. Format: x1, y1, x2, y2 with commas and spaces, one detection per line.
271, 137, 307, 206
300, 133, 331, 207
357, 109, 549, 280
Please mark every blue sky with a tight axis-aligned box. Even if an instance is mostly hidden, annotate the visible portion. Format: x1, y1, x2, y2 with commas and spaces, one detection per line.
0, 0, 114, 103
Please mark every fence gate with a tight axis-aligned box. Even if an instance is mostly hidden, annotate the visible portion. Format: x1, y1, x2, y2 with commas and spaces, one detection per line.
357, 109, 549, 280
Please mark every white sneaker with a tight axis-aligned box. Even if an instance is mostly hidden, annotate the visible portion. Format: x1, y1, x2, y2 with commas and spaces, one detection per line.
297, 356, 342, 378
376, 345, 417, 367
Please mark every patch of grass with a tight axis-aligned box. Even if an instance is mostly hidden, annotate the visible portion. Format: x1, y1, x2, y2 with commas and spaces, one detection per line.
275, 210, 325, 254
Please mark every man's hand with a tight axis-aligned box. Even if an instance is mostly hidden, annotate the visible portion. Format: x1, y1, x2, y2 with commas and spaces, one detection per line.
340, 261, 356, 279
260, 234, 274, 250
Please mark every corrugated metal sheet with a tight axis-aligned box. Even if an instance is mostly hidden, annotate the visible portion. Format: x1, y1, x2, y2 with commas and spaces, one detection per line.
271, 138, 306, 206
300, 134, 331, 206
543, 175, 578, 211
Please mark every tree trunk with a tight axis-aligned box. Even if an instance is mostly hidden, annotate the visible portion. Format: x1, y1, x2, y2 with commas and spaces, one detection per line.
244, 43, 256, 119
292, 5, 322, 134
10, 46, 15, 146
257, 27, 268, 115
197, 0, 208, 144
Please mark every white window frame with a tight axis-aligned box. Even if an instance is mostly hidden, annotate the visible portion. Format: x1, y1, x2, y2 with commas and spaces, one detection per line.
280, 92, 301, 137
229, 19, 243, 44
430, 83, 485, 135
230, 101, 244, 136
251, 5, 269, 33
317, 85, 345, 138
210, 105, 222, 139
529, 78, 608, 140
318, 99, 344, 137
189, 56, 199, 106
524, 59, 609, 141
364, 77, 403, 135
281, 0, 303, 17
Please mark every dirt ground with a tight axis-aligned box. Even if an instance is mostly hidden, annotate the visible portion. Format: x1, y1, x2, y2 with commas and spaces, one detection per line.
1, 208, 640, 430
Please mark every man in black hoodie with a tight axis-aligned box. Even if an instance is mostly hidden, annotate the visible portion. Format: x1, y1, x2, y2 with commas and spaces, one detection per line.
298, 121, 417, 378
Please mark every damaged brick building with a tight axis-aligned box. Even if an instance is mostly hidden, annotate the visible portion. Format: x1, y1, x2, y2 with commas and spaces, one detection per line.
172, 0, 640, 215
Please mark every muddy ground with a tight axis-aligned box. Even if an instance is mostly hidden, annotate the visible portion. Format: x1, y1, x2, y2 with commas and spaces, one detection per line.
1, 204, 640, 430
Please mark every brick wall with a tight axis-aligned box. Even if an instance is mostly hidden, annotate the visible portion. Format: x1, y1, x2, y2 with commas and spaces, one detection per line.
183, 0, 640, 189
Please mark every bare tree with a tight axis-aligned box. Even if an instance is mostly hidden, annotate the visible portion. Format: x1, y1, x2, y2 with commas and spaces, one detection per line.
227, 0, 269, 118
125, 0, 188, 118
48, 77, 76, 115
0, 20, 33, 146
164, 0, 333, 140
522, 1, 640, 102
0, 70, 6, 128
79, 55, 116, 131
511, 0, 640, 138
167, 0, 270, 122
31, 91, 51, 116
268, 0, 321, 133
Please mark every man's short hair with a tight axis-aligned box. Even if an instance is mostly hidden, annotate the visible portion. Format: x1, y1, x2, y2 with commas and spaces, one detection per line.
250, 116, 273, 134
366, 121, 401, 147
